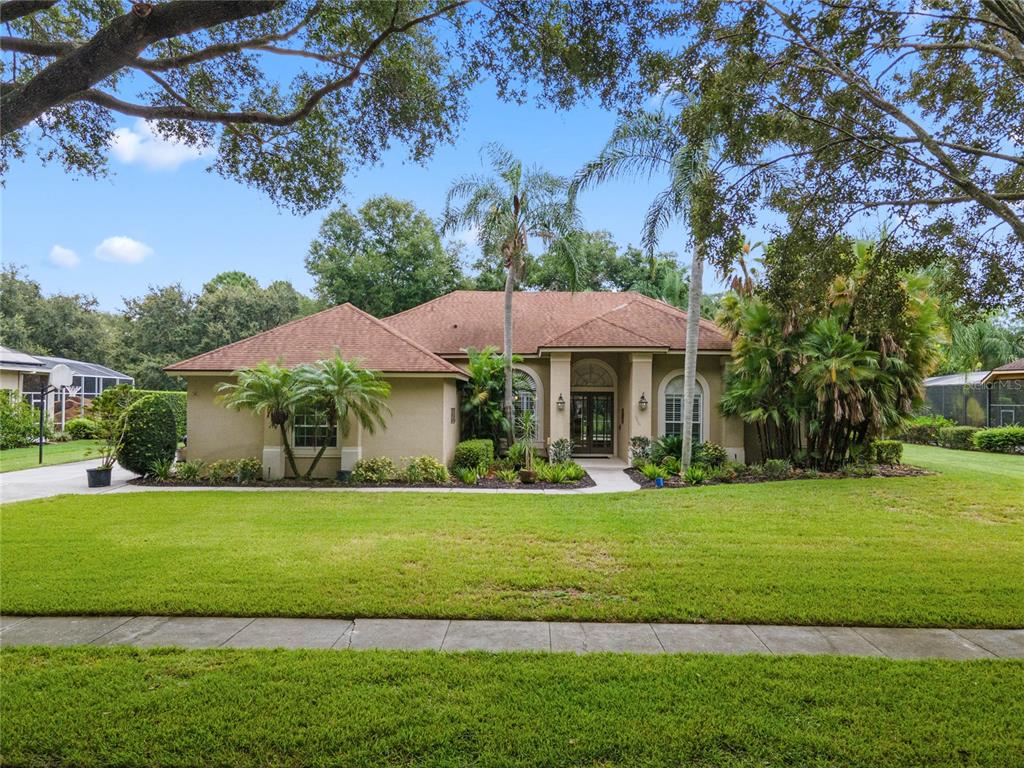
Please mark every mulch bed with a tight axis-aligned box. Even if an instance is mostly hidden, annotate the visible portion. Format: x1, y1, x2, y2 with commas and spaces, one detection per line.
625, 464, 930, 489
130, 472, 596, 491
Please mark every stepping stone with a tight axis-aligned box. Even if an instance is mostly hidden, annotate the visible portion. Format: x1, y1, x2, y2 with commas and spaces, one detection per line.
854, 627, 993, 660
750, 625, 884, 657
1, 616, 132, 646
550, 622, 663, 653
93, 616, 253, 649
651, 623, 770, 655
954, 629, 1024, 659
442, 620, 549, 652
222, 618, 353, 649
349, 619, 449, 651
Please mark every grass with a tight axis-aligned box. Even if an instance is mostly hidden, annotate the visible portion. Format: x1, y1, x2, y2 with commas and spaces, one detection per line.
1, 646, 1021, 767
0, 439, 101, 473
1, 445, 1020, 627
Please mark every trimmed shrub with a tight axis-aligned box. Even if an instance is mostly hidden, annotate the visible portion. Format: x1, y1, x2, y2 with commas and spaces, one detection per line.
235, 457, 263, 484
206, 459, 238, 484
65, 417, 100, 440
693, 442, 728, 468
404, 455, 450, 485
0, 390, 47, 449
936, 425, 980, 451
871, 439, 903, 465
453, 439, 494, 471
973, 426, 1024, 453
115, 394, 177, 476
88, 385, 186, 440
900, 415, 955, 445
548, 437, 573, 464
351, 456, 397, 485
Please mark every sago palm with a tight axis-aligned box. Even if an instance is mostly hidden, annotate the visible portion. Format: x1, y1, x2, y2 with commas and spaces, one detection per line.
572, 106, 717, 470
443, 144, 582, 442
217, 362, 303, 478
294, 355, 391, 479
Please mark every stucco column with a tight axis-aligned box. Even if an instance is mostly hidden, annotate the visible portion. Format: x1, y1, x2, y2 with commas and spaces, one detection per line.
629, 353, 653, 445
548, 352, 571, 443
720, 354, 746, 463
262, 418, 285, 480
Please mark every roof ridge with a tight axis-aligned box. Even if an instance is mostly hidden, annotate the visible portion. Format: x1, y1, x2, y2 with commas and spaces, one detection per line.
344, 303, 463, 374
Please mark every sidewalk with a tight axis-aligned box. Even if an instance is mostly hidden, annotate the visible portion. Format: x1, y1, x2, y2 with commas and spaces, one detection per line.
2, 615, 1020, 659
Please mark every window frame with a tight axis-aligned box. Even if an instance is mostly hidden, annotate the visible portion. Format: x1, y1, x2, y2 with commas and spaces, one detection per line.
292, 407, 338, 454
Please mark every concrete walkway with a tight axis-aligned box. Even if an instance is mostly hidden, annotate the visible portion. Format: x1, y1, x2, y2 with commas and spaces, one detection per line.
0, 458, 134, 503
2, 615, 1020, 659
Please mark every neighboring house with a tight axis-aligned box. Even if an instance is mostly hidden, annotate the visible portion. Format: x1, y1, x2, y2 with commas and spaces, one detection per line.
0, 346, 134, 429
166, 291, 746, 478
982, 358, 1024, 426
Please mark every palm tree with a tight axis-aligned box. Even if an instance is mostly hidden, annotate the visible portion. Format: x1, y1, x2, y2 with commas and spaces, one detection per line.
443, 144, 582, 443
572, 107, 717, 470
294, 355, 391, 479
217, 362, 303, 478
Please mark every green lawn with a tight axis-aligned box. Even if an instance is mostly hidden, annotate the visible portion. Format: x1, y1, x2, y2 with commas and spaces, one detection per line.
1, 647, 1020, 767
0, 439, 101, 473
2, 444, 1020, 626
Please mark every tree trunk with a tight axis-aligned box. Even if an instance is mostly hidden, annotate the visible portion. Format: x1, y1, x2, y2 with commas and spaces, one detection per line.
279, 423, 300, 478
503, 265, 516, 444
680, 243, 705, 470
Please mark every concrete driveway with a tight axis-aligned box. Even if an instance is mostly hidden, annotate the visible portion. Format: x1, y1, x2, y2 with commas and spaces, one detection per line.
0, 459, 134, 504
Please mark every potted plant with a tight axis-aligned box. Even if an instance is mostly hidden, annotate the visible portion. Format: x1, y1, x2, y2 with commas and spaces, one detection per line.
84, 397, 125, 488
515, 411, 537, 483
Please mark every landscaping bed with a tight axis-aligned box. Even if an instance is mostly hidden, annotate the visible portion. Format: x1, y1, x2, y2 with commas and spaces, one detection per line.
625, 462, 929, 488
129, 471, 595, 491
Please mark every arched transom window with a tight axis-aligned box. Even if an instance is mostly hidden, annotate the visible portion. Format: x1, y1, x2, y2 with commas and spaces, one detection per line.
663, 375, 703, 445
571, 360, 615, 389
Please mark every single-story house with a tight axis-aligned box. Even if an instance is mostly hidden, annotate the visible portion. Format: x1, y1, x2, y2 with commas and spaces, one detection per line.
0, 346, 134, 429
166, 291, 746, 478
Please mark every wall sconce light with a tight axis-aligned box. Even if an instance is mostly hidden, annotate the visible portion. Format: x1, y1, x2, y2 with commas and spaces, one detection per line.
556, 393, 566, 410
638, 392, 648, 411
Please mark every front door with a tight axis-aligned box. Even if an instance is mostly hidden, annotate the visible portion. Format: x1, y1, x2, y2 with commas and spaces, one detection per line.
571, 392, 614, 454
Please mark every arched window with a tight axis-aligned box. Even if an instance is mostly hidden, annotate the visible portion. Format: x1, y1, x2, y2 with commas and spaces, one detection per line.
512, 365, 542, 442
663, 375, 703, 445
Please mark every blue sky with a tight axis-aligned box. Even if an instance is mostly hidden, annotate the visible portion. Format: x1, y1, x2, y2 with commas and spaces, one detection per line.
2, 80, 736, 312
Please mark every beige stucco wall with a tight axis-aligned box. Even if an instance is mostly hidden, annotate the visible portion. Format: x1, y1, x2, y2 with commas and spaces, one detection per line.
182, 375, 265, 462
0, 370, 22, 391
360, 377, 450, 464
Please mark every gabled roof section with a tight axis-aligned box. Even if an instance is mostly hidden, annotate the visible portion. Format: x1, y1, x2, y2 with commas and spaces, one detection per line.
982, 356, 1024, 383
385, 290, 732, 354
166, 303, 464, 376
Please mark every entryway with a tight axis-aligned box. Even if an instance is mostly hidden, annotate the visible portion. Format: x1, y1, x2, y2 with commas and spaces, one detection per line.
571, 392, 614, 455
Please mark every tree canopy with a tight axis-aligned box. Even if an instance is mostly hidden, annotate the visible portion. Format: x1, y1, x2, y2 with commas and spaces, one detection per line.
305, 195, 465, 317
1, 0, 665, 212
667, 0, 1024, 309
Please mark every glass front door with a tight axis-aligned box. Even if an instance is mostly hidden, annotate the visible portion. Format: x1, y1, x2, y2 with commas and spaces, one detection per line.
571, 392, 614, 454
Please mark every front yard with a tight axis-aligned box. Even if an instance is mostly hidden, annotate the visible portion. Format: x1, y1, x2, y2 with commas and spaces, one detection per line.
2, 445, 1021, 627
0, 439, 101, 473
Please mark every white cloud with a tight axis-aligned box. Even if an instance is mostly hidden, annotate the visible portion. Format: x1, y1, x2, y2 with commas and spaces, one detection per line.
49, 244, 80, 268
94, 236, 154, 264
108, 119, 212, 170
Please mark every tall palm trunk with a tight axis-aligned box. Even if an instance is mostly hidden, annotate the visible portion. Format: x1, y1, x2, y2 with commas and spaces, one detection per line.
680, 243, 704, 470
503, 266, 515, 444
278, 423, 300, 478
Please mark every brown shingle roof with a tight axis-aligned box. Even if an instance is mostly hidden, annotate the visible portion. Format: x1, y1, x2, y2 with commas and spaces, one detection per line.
983, 356, 1024, 383
385, 291, 732, 354
166, 303, 464, 375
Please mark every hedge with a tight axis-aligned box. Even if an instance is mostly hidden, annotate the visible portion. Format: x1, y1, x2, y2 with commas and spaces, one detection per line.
936, 425, 980, 451
899, 415, 955, 445
870, 439, 903, 465
452, 439, 494, 471
88, 385, 186, 440
0, 390, 51, 449
973, 426, 1024, 453
65, 417, 100, 440
116, 394, 178, 476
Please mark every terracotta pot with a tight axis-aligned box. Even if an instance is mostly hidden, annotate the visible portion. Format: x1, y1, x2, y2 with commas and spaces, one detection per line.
519, 469, 537, 484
